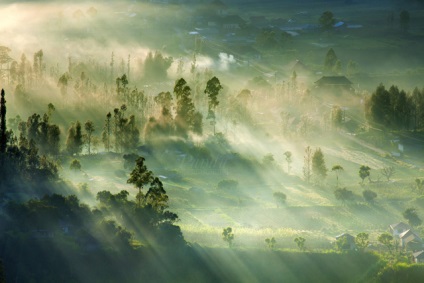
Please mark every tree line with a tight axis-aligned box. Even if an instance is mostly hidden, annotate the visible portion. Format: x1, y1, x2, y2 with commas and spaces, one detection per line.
365, 84, 424, 131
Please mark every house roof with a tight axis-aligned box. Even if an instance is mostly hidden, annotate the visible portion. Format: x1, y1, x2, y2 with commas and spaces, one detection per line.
390, 222, 411, 232
315, 76, 353, 86
336, 233, 355, 240
413, 250, 424, 259
399, 229, 422, 243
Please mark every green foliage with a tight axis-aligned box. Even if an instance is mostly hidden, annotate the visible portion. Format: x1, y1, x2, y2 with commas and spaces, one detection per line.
331, 165, 344, 187
123, 153, 139, 170
312, 148, 327, 180
174, 78, 197, 136
0, 89, 6, 154
273, 192, 287, 207
294, 237, 306, 251
403, 208, 422, 227
84, 120, 95, 155
335, 236, 351, 252
378, 233, 394, 253
319, 11, 336, 30
69, 159, 81, 171
381, 166, 395, 181
377, 263, 424, 283
359, 165, 371, 184
66, 121, 83, 156
265, 237, 276, 249
416, 178, 424, 194
363, 190, 377, 203
324, 48, 338, 72
127, 157, 154, 208
331, 106, 343, 130
256, 28, 279, 49
22, 109, 61, 156
0, 92, 59, 191
355, 232, 369, 251
365, 84, 410, 130
102, 112, 112, 152
205, 76, 222, 114
222, 227, 234, 248
303, 146, 312, 183
112, 105, 140, 153
334, 188, 354, 203
143, 51, 173, 82
262, 153, 275, 166
283, 151, 292, 174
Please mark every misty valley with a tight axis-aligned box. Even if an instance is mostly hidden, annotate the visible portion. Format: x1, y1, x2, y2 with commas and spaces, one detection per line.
2, 0, 424, 282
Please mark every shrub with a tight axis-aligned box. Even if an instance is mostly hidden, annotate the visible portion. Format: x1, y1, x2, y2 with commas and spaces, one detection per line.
363, 190, 377, 203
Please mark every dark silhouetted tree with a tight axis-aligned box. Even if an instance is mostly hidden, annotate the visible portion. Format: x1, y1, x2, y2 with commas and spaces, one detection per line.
363, 190, 377, 203
312, 148, 327, 181
331, 105, 343, 129
66, 121, 83, 156
102, 112, 112, 152
205, 76, 223, 135
294, 237, 306, 251
284, 151, 292, 174
303, 146, 312, 183
319, 11, 335, 30
355, 232, 369, 252
0, 89, 6, 153
273, 192, 287, 207
334, 188, 354, 204
127, 157, 154, 208
331, 165, 344, 187
324, 48, 338, 72
359, 165, 371, 184
403, 208, 422, 227
174, 78, 196, 136
378, 232, 394, 253
381, 166, 395, 181
143, 51, 173, 82
58, 72, 71, 96
84, 120, 95, 155
70, 159, 81, 171
265, 237, 276, 249
222, 227, 234, 248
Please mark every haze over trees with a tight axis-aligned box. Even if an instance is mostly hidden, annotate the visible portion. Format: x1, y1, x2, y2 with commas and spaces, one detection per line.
2, 0, 424, 281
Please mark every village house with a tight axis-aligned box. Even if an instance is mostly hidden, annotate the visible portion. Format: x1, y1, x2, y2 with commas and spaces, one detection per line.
399, 229, 423, 250
413, 250, 424, 263
335, 233, 356, 250
314, 76, 354, 92
389, 222, 411, 238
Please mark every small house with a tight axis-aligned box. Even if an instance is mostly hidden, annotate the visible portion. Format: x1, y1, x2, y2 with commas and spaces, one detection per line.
335, 233, 356, 250
314, 76, 354, 92
399, 229, 422, 250
413, 250, 424, 263
389, 222, 411, 238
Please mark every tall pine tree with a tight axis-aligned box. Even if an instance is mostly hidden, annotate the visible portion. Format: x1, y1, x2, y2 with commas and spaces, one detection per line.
0, 89, 6, 153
